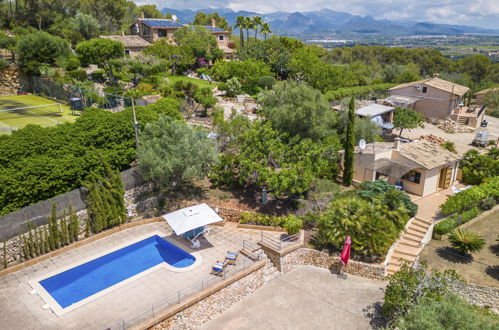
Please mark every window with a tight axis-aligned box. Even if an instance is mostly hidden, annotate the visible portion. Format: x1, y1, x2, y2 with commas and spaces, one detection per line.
143, 25, 151, 37
219, 35, 224, 41
158, 29, 167, 38
124, 49, 131, 57
422, 86, 427, 93
402, 170, 421, 184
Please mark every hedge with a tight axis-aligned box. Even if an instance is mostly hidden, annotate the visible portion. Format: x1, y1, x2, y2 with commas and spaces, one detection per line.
434, 207, 481, 235
239, 212, 303, 234
440, 186, 488, 215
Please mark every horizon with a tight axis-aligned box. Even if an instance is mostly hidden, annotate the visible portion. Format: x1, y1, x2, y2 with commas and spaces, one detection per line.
132, 1, 499, 30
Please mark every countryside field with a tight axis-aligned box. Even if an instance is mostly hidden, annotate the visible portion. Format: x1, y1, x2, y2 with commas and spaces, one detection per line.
0, 94, 75, 133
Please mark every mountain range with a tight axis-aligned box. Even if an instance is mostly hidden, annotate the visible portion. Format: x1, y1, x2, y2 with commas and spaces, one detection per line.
161, 8, 499, 37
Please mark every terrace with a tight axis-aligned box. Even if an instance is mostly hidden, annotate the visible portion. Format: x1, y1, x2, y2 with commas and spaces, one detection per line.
449, 104, 486, 128
0, 221, 281, 329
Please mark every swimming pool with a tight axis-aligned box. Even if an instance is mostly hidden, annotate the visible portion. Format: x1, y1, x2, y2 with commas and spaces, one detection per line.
30, 233, 201, 315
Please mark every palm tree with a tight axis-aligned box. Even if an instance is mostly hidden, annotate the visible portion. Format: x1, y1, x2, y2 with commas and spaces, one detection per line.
244, 16, 253, 42
252, 16, 263, 39
260, 22, 272, 39
234, 16, 246, 48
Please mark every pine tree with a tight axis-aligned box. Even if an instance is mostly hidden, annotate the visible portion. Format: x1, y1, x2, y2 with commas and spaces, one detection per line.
3, 241, 7, 269
60, 210, 69, 246
343, 97, 356, 187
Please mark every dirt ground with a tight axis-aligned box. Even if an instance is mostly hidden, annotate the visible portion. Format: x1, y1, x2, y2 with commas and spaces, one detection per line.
419, 210, 499, 287
397, 115, 499, 155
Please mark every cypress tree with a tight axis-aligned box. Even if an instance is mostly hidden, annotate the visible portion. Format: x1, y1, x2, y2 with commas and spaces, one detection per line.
27, 225, 35, 258
34, 226, 41, 256
45, 225, 52, 252
343, 97, 356, 187
3, 241, 7, 269
49, 202, 60, 249
85, 216, 90, 237
69, 204, 79, 242
39, 228, 46, 255
60, 210, 69, 246
22, 234, 30, 260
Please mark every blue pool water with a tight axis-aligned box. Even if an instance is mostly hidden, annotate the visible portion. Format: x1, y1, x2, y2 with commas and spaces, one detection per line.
39, 235, 196, 308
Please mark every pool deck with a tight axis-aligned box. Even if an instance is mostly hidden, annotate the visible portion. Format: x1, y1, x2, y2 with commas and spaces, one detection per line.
0, 222, 269, 329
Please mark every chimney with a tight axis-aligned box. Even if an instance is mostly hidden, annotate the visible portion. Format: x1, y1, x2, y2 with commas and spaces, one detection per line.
211, 18, 216, 28
140, 11, 144, 19
394, 137, 401, 151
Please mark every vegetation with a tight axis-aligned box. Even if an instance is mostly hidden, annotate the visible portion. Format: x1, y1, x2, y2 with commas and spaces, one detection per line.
394, 294, 499, 329
441, 141, 457, 153
359, 180, 418, 217
76, 38, 124, 83
138, 116, 219, 189
239, 212, 302, 235
393, 107, 425, 137
460, 149, 499, 185
342, 97, 355, 186
434, 207, 481, 235
449, 229, 486, 255
209, 59, 272, 95
382, 262, 459, 322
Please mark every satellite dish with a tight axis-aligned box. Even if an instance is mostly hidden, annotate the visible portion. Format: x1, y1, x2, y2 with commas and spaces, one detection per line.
359, 139, 367, 151
172, 14, 178, 21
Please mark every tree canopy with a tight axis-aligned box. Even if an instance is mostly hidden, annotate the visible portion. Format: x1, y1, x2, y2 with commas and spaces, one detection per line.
16, 31, 69, 74
393, 107, 425, 137
192, 12, 231, 32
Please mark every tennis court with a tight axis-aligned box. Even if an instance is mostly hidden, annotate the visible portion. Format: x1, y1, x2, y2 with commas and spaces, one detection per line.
0, 94, 76, 134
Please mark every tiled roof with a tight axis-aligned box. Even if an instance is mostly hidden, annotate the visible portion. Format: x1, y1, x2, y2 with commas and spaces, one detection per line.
356, 104, 394, 118
100, 35, 150, 48
475, 87, 499, 95
140, 19, 184, 28
204, 26, 228, 33
398, 141, 461, 169
390, 78, 469, 96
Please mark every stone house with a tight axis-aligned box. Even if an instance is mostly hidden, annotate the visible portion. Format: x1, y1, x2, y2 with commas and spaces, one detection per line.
389, 78, 469, 120
99, 34, 151, 57
474, 87, 499, 106
340, 138, 462, 197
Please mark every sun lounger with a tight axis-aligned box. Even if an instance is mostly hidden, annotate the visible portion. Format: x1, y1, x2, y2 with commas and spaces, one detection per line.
211, 261, 228, 276
225, 251, 239, 265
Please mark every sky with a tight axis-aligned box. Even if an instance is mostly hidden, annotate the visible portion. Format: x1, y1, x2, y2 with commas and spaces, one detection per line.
133, 0, 499, 29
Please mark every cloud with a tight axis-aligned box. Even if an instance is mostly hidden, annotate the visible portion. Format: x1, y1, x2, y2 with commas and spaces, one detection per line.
134, 0, 499, 29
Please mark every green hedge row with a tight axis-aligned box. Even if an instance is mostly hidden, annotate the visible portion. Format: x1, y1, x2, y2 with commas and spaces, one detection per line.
239, 212, 302, 235
440, 177, 499, 215
434, 207, 481, 235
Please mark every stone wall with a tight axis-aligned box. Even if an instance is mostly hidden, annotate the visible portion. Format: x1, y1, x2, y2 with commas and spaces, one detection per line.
450, 281, 499, 313
282, 248, 386, 280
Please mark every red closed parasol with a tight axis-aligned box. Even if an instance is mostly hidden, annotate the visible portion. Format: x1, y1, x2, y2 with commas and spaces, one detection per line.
340, 236, 352, 265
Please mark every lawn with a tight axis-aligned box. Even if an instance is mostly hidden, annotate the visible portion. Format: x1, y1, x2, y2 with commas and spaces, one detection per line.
166, 75, 218, 89
419, 210, 499, 287
0, 94, 76, 134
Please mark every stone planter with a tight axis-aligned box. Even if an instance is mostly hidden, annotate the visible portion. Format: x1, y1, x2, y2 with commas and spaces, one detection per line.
432, 232, 443, 240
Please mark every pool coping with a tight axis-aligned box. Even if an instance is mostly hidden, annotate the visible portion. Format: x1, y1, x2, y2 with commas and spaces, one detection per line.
28, 231, 203, 317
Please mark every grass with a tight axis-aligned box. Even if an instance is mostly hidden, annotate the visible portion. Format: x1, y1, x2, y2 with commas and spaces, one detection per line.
166, 75, 218, 89
0, 94, 75, 134
419, 211, 499, 287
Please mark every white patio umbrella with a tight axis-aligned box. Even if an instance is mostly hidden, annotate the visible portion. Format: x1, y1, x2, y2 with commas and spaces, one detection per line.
161, 203, 223, 236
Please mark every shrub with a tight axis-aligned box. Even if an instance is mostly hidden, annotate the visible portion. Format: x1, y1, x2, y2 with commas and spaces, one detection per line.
359, 180, 418, 218
440, 186, 487, 215
480, 196, 496, 210
0, 58, 9, 71
284, 215, 302, 235
257, 76, 276, 90
217, 82, 227, 91
239, 212, 287, 228
64, 56, 81, 71
225, 77, 242, 97
136, 83, 156, 95
91, 69, 106, 83
449, 229, 486, 254
440, 141, 457, 153
66, 69, 88, 82
434, 207, 480, 235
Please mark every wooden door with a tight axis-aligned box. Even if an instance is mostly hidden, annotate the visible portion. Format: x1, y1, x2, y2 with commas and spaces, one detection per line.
439, 168, 452, 189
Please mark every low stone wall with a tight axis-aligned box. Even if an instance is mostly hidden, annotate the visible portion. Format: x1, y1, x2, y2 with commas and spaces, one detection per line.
282, 248, 386, 280
450, 281, 499, 313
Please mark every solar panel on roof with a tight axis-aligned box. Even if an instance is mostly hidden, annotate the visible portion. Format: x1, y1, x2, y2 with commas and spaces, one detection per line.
141, 19, 184, 28
203, 26, 226, 32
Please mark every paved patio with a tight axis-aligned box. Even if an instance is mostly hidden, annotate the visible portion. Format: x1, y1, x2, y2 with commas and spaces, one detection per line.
0, 222, 272, 329
412, 184, 466, 222
201, 266, 385, 330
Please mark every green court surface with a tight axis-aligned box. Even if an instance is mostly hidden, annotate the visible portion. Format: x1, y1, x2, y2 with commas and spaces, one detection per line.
166, 75, 218, 89
0, 95, 76, 134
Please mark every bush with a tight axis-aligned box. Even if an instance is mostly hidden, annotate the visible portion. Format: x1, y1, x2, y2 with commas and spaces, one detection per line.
225, 77, 242, 97
434, 207, 480, 235
449, 229, 486, 254
239, 212, 288, 228
359, 180, 418, 218
0, 58, 9, 71
440, 141, 457, 153
440, 186, 487, 215
284, 215, 302, 235
217, 82, 227, 91
480, 196, 496, 210
64, 56, 81, 71
136, 83, 156, 95
66, 69, 88, 81
91, 70, 106, 83
257, 76, 276, 90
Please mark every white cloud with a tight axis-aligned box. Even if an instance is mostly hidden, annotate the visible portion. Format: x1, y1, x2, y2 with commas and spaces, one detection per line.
135, 0, 499, 29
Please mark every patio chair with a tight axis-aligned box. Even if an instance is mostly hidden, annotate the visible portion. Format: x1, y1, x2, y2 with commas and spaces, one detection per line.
211, 260, 228, 276
225, 251, 239, 265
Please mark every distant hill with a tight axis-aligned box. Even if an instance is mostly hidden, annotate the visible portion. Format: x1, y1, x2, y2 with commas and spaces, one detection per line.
161, 8, 499, 37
